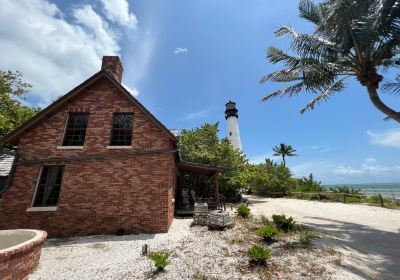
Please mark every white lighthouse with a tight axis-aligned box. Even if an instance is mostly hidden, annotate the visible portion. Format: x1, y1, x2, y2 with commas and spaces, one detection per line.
225, 101, 243, 151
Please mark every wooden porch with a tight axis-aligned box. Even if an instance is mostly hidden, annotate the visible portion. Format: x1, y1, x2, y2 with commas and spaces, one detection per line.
175, 161, 224, 216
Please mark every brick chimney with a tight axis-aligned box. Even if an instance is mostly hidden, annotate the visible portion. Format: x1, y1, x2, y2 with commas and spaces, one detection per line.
101, 56, 123, 83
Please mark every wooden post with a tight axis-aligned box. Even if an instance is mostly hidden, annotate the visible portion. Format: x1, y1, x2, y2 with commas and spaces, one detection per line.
214, 172, 221, 210
378, 194, 384, 207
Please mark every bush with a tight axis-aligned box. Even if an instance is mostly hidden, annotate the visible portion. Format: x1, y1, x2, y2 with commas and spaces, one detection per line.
256, 225, 279, 243
247, 245, 271, 265
236, 204, 251, 218
299, 232, 316, 247
293, 173, 324, 193
272, 214, 295, 232
330, 186, 361, 195
148, 252, 170, 271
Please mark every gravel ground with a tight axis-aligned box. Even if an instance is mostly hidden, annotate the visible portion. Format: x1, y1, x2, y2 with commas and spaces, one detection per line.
29, 198, 400, 280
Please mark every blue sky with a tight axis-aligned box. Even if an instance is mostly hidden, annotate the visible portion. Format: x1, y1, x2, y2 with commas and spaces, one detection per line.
1, 0, 399, 184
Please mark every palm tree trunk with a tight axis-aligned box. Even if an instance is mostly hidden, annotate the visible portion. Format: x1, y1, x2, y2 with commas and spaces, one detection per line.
367, 85, 400, 122
282, 155, 286, 167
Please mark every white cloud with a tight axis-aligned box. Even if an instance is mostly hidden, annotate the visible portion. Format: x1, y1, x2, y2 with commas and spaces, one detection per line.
73, 5, 117, 51
334, 158, 400, 177
367, 129, 400, 148
174, 47, 188, 54
122, 83, 139, 97
0, 0, 140, 105
181, 109, 208, 120
100, 0, 138, 28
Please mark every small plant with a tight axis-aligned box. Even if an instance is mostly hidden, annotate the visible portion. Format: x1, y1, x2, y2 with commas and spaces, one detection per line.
236, 204, 251, 218
148, 251, 170, 271
272, 214, 295, 232
299, 232, 316, 247
256, 225, 279, 243
247, 245, 271, 265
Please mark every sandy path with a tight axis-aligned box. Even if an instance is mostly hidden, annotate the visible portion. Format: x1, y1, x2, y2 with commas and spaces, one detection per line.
247, 196, 400, 280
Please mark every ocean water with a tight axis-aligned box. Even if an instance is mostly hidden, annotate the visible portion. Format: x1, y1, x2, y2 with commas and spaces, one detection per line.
324, 182, 400, 198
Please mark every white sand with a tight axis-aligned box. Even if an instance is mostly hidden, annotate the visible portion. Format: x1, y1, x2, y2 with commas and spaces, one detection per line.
29, 198, 400, 280
247, 196, 400, 280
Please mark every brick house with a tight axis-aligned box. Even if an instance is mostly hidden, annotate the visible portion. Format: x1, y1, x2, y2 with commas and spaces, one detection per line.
0, 56, 223, 237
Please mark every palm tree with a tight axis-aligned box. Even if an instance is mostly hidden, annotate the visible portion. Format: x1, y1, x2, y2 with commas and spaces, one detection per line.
272, 143, 297, 166
261, 0, 400, 122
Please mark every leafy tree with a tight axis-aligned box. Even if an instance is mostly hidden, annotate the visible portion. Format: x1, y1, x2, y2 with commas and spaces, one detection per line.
272, 143, 297, 166
0, 70, 40, 140
179, 123, 247, 200
293, 173, 325, 192
233, 160, 293, 195
261, 0, 400, 122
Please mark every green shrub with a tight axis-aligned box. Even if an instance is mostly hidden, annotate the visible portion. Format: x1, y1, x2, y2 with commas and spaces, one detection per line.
299, 232, 317, 247
330, 186, 361, 195
148, 252, 170, 271
256, 225, 279, 243
236, 204, 251, 218
247, 245, 271, 265
272, 214, 295, 232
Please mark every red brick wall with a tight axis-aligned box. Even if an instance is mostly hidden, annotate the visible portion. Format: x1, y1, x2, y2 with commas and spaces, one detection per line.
0, 77, 177, 237
0, 231, 47, 280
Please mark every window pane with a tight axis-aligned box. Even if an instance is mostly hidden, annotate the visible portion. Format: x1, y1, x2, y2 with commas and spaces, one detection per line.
63, 113, 89, 146
110, 113, 133, 146
33, 166, 64, 207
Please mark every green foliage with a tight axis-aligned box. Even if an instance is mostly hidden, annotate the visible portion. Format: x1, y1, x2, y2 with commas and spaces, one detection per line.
256, 225, 280, 243
236, 204, 251, 218
261, 0, 400, 122
299, 232, 317, 247
272, 214, 295, 232
272, 143, 297, 166
247, 245, 271, 265
234, 160, 293, 196
293, 174, 325, 192
330, 186, 361, 195
179, 123, 247, 201
0, 70, 40, 140
147, 252, 170, 271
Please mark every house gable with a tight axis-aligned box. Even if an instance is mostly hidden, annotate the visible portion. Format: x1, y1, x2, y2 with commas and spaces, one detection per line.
10, 73, 176, 161
4, 70, 177, 147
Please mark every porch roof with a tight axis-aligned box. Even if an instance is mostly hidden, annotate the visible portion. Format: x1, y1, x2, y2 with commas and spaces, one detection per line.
177, 161, 223, 176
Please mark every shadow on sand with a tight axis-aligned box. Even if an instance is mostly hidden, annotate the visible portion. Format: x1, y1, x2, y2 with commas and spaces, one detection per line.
300, 216, 399, 280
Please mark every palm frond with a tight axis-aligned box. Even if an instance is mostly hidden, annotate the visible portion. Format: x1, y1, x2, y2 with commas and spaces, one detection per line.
300, 77, 349, 113
299, 0, 323, 25
382, 76, 400, 95
371, 0, 400, 37
262, 82, 305, 102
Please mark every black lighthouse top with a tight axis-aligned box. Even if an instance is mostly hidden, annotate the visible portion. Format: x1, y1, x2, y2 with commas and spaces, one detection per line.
225, 101, 239, 119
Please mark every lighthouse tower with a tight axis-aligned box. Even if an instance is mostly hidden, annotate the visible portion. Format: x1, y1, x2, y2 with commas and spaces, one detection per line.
225, 101, 243, 151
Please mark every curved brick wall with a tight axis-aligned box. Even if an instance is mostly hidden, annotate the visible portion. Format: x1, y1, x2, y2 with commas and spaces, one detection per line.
0, 230, 47, 280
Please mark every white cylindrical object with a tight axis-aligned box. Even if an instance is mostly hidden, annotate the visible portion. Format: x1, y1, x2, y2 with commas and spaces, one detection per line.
227, 116, 242, 151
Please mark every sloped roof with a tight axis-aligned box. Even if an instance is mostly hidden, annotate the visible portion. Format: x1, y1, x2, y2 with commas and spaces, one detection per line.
3, 70, 178, 145
177, 161, 223, 175
0, 150, 15, 177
